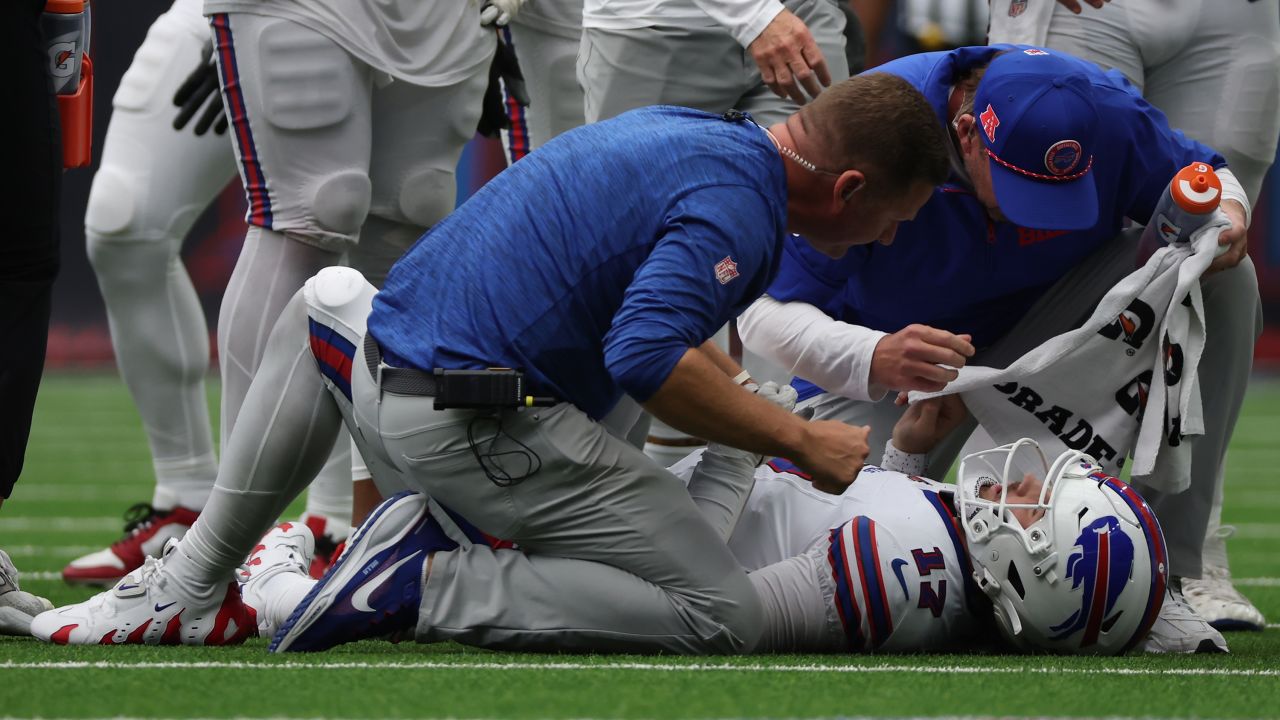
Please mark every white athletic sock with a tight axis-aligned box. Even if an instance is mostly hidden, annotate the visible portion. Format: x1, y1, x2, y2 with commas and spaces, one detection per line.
89, 233, 219, 509
152, 453, 218, 510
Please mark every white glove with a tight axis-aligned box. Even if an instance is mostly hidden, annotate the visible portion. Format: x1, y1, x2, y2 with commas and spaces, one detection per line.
481, 0, 526, 26
753, 380, 798, 413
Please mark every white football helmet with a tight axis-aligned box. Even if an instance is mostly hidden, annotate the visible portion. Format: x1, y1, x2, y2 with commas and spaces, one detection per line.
957, 438, 1168, 655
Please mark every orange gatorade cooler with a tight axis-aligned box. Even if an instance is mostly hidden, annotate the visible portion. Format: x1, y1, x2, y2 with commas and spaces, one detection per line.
1142, 162, 1222, 247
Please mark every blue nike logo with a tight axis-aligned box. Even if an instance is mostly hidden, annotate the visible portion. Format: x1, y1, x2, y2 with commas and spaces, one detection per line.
154, 601, 176, 612
890, 558, 910, 596
116, 584, 139, 592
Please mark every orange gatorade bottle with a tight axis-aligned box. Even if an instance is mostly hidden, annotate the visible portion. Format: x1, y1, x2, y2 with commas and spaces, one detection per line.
42, 0, 93, 168
1142, 162, 1222, 247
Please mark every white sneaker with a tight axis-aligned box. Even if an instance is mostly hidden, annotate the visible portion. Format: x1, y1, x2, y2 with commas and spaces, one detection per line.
239, 521, 316, 637
1183, 563, 1266, 632
0, 549, 53, 635
1142, 577, 1229, 653
31, 540, 256, 645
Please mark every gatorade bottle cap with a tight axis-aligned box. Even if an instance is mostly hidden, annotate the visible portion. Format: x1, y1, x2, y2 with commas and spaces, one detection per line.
45, 0, 85, 12
1170, 162, 1222, 214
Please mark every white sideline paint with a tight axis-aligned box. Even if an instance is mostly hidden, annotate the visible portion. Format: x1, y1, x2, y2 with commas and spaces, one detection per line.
2, 660, 1278, 677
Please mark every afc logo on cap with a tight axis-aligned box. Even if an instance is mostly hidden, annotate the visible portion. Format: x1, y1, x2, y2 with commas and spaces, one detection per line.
980, 104, 1000, 143
1044, 139, 1083, 176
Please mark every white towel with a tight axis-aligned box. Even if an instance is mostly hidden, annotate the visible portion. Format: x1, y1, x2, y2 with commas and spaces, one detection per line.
913, 215, 1229, 493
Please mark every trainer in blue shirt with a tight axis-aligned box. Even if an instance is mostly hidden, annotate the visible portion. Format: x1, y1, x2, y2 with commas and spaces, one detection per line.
348, 74, 949, 657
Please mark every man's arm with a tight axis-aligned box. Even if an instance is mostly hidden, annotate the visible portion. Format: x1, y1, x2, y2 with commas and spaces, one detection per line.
739, 295, 974, 398
643, 347, 868, 493
690, 0, 831, 104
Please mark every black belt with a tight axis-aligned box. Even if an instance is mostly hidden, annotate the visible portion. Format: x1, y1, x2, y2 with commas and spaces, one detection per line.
364, 333, 440, 396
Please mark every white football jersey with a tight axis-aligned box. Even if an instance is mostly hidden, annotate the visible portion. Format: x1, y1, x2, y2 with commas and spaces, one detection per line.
669, 450, 982, 651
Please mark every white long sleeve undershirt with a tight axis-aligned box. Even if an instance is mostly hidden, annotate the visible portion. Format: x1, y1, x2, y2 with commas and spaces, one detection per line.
737, 294, 889, 403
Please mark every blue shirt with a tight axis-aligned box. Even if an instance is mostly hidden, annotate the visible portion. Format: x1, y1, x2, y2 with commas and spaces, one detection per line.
368, 107, 788, 419
767, 46, 1225, 388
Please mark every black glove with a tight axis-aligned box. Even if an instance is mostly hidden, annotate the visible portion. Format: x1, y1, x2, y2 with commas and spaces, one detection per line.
477, 32, 530, 139
172, 40, 228, 136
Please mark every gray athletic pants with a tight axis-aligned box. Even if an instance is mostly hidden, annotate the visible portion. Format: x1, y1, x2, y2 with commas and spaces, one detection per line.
577, 0, 849, 127
801, 228, 1262, 579
350, 354, 764, 654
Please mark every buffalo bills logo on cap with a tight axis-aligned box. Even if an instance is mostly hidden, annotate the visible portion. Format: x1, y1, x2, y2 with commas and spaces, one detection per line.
1049, 516, 1136, 647
1044, 140, 1083, 176
980, 104, 1001, 143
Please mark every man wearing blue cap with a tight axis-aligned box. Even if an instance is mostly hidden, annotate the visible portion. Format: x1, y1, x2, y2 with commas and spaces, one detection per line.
738, 45, 1255, 654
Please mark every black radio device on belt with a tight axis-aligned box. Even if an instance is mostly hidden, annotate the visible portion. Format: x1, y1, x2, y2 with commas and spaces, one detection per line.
433, 369, 557, 411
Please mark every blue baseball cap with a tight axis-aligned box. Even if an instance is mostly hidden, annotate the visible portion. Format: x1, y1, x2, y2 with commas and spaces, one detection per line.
973, 49, 1100, 231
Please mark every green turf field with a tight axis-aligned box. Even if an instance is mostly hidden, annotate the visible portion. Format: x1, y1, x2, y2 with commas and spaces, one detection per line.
1, 374, 1277, 719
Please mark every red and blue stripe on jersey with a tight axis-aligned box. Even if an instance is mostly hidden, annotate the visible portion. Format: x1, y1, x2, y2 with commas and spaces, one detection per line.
209, 14, 273, 229
922, 489, 985, 616
498, 26, 531, 164
828, 517, 894, 650
308, 318, 354, 401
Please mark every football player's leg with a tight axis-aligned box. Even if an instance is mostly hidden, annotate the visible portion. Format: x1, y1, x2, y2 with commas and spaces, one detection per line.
749, 547, 844, 653
167, 290, 345, 602
32, 288, 338, 646
354, 67, 487, 290
210, 12, 371, 443
1037, 0, 1149, 91
577, 25, 743, 123
66, 0, 239, 586
1139, 258, 1260, 578
507, 14, 585, 149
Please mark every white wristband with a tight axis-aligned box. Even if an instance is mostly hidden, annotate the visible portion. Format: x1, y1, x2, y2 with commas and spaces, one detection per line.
881, 440, 928, 476
732, 370, 753, 386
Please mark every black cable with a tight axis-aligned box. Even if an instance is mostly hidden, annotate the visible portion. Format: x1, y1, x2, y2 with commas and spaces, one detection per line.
467, 412, 541, 487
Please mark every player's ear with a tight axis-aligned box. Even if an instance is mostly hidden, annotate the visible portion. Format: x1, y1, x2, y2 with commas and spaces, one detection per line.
836, 169, 865, 205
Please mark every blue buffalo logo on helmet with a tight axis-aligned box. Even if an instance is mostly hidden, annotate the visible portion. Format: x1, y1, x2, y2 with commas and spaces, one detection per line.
1044, 140, 1083, 176
1049, 516, 1136, 648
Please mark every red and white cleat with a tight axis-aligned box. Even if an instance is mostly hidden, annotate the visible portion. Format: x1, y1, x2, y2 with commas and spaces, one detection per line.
300, 513, 349, 579
34, 540, 255, 646
62, 504, 200, 586
239, 521, 316, 637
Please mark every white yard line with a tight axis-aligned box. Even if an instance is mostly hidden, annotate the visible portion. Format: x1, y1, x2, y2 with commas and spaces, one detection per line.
0, 517, 120, 532
1, 660, 1278, 677
1233, 577, 1280, 587
7, 485, 148, 502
